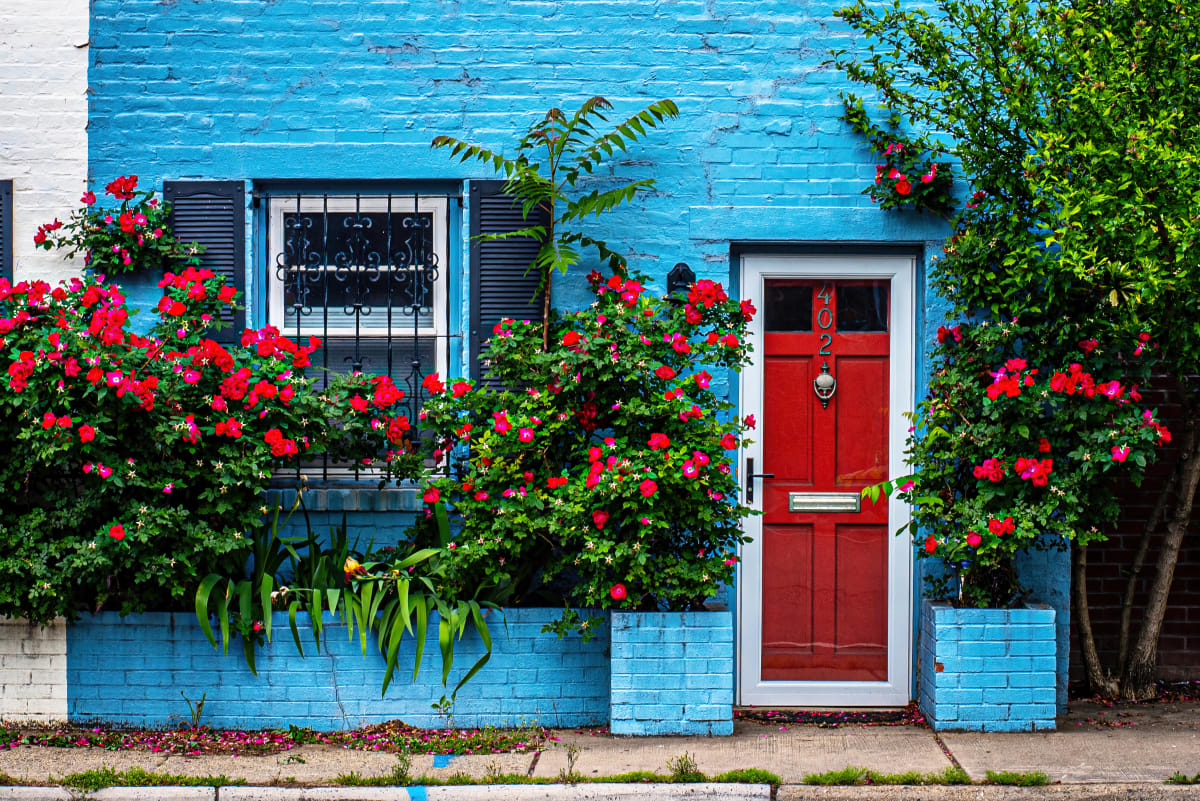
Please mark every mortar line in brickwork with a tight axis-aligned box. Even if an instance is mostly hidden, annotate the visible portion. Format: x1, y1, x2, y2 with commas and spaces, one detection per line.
933, 731, 963, 771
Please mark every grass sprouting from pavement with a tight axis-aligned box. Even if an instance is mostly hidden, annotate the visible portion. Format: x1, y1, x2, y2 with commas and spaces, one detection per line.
56, 767, 244, 791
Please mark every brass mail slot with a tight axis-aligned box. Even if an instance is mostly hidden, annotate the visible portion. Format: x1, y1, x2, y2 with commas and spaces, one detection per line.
788, 492, 861, 514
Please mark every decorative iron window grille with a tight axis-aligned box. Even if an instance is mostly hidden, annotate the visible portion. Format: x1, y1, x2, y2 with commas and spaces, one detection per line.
264, 192, 448, 481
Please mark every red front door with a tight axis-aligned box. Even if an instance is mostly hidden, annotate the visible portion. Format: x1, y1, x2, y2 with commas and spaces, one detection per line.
759, 279, 891, 681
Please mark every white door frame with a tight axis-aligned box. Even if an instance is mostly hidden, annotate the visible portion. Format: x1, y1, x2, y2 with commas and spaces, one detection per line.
737, 253, 915, 707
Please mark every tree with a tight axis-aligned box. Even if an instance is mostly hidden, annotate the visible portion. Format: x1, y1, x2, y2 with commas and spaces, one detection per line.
836, 0, 1200, 698
432, 97, 680, 350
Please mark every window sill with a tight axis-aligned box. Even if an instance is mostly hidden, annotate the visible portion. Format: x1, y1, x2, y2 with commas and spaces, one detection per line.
265, 485, 422, 513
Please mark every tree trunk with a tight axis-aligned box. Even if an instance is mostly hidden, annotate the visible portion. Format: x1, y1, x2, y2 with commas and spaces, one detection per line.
1116, 458, 1177, 673
1072, 542, 1120, 697
1119, 416, 1200, 700
541, 268, 552, 352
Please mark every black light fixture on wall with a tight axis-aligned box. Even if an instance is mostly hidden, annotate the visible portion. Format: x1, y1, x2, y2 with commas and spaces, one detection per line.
666, 261, 696, 298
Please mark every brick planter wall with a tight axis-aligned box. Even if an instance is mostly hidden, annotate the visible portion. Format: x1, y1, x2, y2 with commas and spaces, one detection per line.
0, 617, 68, 723
609, 610, 733, 736
67, 608, 608, 730
920, 600, 1056, 732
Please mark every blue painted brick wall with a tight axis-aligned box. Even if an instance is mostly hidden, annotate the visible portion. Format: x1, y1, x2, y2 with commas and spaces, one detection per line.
919, 600, 1056, 732
609, 611, 733, 736
67, 608, 609, 730
85, 0, 1079, 709
263, 487, 421, 547
87, 0, 950, 333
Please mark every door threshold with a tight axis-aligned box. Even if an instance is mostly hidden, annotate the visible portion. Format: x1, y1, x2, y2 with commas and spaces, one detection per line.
734, 703, 923, 727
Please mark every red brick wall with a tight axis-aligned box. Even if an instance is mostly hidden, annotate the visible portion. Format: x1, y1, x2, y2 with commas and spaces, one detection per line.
1071, 386, 1200, 682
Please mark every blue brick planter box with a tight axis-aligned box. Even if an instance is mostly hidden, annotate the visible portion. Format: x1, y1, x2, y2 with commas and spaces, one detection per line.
609, 610, 733, 736
67, 608, 609, 730
919, 599, 1057, 732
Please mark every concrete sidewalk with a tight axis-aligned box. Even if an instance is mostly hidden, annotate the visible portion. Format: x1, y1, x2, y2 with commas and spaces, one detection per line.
0, 699, 1195, 798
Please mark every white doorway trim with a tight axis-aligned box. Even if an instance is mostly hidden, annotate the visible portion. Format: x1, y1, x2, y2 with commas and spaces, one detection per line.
737, 253, 915, 707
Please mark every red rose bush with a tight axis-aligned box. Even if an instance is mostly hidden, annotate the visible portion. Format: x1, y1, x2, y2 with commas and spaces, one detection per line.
867, 320, 1168, 605
416, 271, 755, 633
0, 269, 421, 623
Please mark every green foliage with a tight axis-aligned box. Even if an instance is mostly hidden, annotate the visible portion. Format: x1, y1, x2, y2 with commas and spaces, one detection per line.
833, 0, 1061, 237
418, 272, 755, 632
984, 770, 1050, 786
56, 767, 244, 791
1028, 3, 1200, 380
803, 766, 971, 785
1166, 771, 1200, 785
432, 97, 680, 347
803, 766, 867, 785
928, 766, 973, 785
666, 752, 703, 783
835, 0, 1200, 365
0, 268, 421, 624
195, 505, 493, 699
712, 768, 782, 785
179, 691, 206, 729
334, 754, 412, 786
33, 176, 202, 276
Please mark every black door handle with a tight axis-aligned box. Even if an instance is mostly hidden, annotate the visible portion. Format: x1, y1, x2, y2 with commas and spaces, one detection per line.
745, 457, 774, 504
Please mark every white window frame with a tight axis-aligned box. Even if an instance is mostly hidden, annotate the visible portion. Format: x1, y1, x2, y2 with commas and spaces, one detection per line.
266, 194, 448, 382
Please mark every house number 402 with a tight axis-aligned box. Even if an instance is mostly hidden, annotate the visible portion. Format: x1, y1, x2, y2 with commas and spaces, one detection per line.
817, 282, 832, 356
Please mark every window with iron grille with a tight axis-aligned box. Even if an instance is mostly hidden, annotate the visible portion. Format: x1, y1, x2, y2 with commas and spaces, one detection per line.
264, 192, 448, 424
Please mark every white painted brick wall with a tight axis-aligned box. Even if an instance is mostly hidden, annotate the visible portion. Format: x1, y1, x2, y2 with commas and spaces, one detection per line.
0, 618, 67, 722
0, 0, 89, 284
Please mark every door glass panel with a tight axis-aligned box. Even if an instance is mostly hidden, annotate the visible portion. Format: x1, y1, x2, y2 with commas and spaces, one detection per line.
836, 282, 889, 331
764, 283, 813, 331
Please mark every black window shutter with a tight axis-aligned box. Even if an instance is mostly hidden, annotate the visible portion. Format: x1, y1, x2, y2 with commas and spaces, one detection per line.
163, 181, 246, 343
0, 180, 12, 281
469, 180, 547, 384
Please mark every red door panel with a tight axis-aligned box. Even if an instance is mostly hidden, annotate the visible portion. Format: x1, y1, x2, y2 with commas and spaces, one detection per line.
760, 279, 890, 682
762, 522, 814, 666
764, 356, 813, 488
834, 356, 889, 486
834, 523, 888, 676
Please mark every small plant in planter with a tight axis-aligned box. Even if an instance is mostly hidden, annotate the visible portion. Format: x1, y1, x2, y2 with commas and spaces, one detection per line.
417, 270, 756, 633
866, 319, 1168, 606
840, 96, 956, 218
33, 176, 201, 275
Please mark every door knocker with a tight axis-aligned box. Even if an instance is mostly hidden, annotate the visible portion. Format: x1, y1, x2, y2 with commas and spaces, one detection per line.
813, 361, 836, 409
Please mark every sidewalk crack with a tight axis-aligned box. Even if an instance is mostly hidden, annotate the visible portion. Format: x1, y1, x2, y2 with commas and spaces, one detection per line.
933, 731, 963, 771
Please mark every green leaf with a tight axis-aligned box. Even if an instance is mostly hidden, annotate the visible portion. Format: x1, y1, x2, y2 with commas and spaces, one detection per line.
259, 575, 274, 643
438, 613, 454, 686
412, 594, 429, 682
218, 587, 231, 657
194, 574, 225, 650
288, 600, 304, 657
395, 549, 439, 570
397, 579, 412, 634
